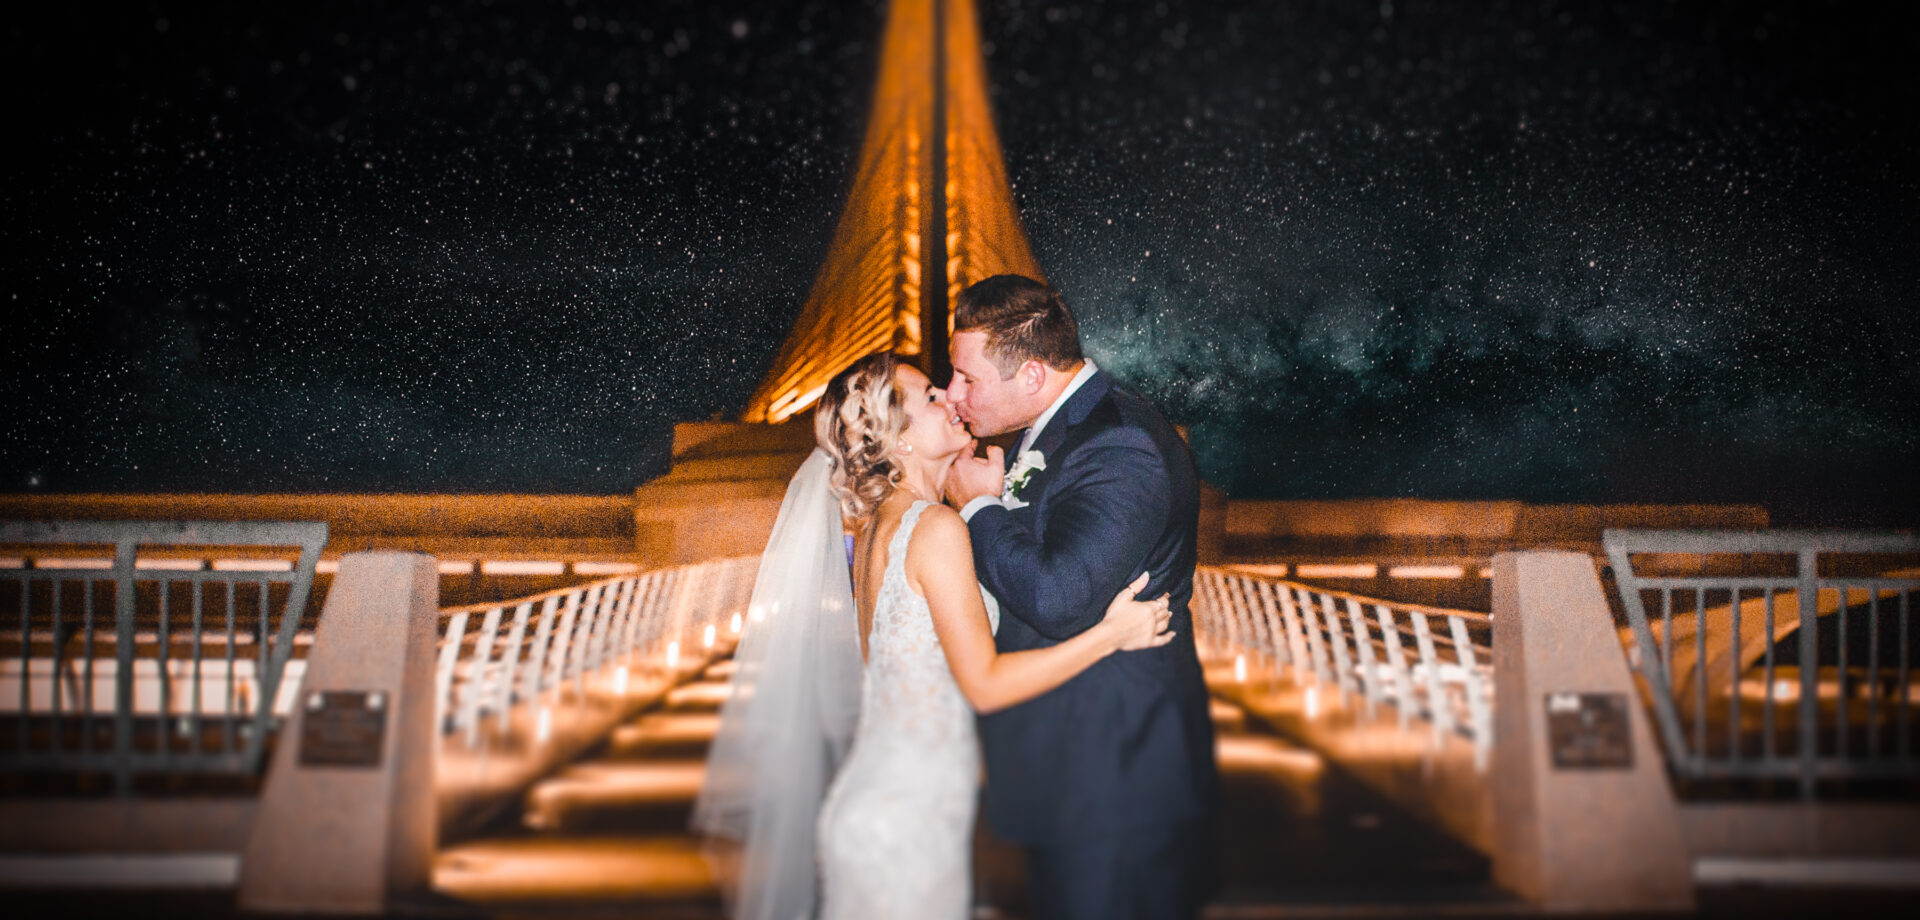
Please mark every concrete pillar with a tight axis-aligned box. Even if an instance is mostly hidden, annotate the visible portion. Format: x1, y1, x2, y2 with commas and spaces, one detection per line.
1490, 551, 1695, 911
239, 552, 439, 914
1196, 482, 1227, 565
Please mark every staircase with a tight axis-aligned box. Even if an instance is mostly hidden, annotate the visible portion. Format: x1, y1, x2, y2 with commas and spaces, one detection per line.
434, 662, 738, 919
433, 655, 1510, 919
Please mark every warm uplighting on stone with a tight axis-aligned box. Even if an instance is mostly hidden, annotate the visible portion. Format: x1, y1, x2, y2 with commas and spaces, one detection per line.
743, 0, 1044, 423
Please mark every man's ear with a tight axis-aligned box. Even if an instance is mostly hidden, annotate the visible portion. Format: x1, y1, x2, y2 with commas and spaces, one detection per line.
1019, 360, 1047, 394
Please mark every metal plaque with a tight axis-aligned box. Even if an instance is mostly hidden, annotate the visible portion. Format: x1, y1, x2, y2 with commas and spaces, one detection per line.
298, 690, 389, 768
1545, 692, 1633, 769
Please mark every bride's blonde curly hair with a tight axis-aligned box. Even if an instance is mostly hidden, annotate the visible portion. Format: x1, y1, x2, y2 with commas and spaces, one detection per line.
814, 352, 908, 520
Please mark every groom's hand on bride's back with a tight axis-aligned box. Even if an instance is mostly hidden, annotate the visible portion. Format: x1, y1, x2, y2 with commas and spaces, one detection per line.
944, 441, 1004, 509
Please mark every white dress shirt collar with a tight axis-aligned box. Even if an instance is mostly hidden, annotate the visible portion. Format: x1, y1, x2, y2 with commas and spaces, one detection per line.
1017, 359, 1099, 457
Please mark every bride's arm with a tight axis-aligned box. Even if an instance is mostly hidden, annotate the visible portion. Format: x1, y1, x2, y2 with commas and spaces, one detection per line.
908, 505, 1170, 714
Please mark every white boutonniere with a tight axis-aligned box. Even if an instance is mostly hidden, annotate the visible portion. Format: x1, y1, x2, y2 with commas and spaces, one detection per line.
1003, 449, 1046, 503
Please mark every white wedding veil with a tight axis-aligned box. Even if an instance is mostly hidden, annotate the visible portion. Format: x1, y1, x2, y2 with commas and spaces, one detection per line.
692, 447, 863, 920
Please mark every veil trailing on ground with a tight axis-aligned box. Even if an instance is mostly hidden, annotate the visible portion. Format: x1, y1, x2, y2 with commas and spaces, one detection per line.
692, 447, 863, 920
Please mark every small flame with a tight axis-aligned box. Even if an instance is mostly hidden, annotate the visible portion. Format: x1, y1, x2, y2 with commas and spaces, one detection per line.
613, 665, 629, 697
535, 706, 553, 743
703, 624, 717, 649
1305, 685, 1320, 719
730, 612, 743, 635
666, 641, 681, 669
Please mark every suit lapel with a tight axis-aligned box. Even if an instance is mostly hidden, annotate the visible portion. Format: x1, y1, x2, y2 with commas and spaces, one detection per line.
1031, 371, 1111, 460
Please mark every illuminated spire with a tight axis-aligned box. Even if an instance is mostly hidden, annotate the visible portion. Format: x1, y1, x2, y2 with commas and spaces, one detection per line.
742, 0, 1044, 424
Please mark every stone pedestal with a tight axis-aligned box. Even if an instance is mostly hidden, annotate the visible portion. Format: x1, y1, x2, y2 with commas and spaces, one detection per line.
238, 552, 439, 914
1489, 551, 1694, 911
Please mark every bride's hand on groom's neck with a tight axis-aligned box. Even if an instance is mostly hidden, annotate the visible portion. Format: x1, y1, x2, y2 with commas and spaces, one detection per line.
943, 443, 1004, 509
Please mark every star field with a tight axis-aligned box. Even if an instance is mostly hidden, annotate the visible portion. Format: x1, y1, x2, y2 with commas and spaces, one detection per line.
3, 0, 1914, 524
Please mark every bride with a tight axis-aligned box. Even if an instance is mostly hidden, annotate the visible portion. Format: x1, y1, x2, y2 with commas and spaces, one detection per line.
693, 351, 1173, 920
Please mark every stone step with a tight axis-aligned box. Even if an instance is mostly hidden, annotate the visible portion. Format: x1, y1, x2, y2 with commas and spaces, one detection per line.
522, 761, 707, 833
601, 712, 723, 761
435, 833, 718, 906
1211, 697, 1249, 732
661, 681, 732, 711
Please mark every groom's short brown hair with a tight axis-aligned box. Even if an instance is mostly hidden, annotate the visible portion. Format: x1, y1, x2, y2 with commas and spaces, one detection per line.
953, 274, 1083, 378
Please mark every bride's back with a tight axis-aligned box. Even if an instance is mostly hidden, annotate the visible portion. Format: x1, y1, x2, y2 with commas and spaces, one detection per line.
849, 491, 914, 662
817, 492, 983, 917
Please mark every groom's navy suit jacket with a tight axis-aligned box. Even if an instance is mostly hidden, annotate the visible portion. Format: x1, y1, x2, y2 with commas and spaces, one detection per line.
968, 370, 1219, 845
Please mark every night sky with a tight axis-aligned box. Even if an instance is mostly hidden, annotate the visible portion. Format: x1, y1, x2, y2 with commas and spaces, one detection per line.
4, 1, 1915, 525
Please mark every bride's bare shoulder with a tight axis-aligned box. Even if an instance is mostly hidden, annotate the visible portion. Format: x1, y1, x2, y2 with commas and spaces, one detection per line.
906, 503, 968, 556
903, 505, 975, 600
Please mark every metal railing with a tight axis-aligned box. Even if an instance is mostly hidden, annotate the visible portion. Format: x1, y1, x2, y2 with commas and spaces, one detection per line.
434, 555, 758, 749
1605, 529, 1920, 797
1192, 565, 1495, 767
0, 521, 326, 793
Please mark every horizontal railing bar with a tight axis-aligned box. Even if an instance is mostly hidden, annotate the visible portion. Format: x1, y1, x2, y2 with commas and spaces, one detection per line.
0, 571, 299, 585
6, 630, 315, 646
1623, 577, 1918, 591
0, 751, 256, 773
1604, 529, 1920, 555
1680, 760, 1920, 780
439, 575, 635, 620
1219, 566, 1489, 623
0, 521, 328, 548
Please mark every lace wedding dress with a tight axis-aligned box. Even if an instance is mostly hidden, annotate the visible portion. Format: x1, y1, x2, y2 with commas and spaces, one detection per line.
816, 500, 1000, 919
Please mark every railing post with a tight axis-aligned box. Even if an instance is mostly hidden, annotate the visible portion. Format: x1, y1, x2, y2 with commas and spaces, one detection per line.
1374, 605, 1414, 731
110, 537, 137, 795
1344, 597, 1380, 719
1795, 548, 1819, 800
1488, 551, 1693, 911
461, 606, 504, 747
239, 551, 439, 914
1409, 614, 1451, 743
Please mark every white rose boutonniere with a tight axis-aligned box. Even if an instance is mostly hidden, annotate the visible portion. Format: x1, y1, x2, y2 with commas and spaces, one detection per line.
1003, 449, 1047, 503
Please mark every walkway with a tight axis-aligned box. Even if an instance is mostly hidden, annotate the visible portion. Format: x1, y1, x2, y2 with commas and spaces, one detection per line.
433, 659, 1509, 919
10, 659, 1910, 918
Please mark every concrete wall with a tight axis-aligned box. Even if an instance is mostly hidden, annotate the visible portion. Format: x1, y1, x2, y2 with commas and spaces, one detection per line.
1224, 499, 1769, 611
0, 493, 643, 609
1229, 498, 1526, 542
0, 427, 1769, 578
1227, 497, 1767, 548
638, 421, 1238, 567
634, 421, 814, 565
0, 492, 634, 540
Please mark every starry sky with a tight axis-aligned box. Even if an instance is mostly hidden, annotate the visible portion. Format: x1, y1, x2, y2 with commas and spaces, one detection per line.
4, 1, 1915, 525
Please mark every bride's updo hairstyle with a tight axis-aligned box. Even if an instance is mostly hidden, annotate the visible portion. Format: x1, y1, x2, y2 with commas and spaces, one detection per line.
814, 351, 908, 520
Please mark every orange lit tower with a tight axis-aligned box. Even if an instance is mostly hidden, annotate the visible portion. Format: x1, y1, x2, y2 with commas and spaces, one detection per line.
742, 0, 1045, 423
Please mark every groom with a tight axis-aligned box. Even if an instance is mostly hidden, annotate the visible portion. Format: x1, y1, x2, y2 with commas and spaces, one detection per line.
943, 274, 1218, 920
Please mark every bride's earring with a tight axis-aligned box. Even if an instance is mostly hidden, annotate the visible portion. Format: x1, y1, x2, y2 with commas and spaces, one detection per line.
897, 441, 913, 455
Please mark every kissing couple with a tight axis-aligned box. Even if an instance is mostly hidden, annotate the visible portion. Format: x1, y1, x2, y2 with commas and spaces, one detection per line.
694, 274, 1219, 920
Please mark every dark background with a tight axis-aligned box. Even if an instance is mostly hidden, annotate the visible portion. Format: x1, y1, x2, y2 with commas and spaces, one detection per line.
4, 1, 1915, 525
